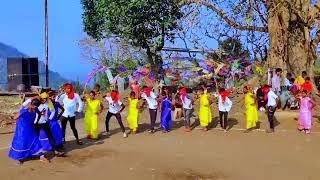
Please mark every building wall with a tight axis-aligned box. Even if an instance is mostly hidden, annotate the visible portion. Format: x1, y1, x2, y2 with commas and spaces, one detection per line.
0, 58, 8, 90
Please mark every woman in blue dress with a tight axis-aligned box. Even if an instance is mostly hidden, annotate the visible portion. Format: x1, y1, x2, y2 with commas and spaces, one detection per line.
160, 88, 173, 132
8, 99, 49, 163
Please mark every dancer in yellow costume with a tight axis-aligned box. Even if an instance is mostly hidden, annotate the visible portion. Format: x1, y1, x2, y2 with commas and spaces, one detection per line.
198, 87, 212, 131
127, 91, 140, 134
243, 86, 258, 132
84, 91, 103, 139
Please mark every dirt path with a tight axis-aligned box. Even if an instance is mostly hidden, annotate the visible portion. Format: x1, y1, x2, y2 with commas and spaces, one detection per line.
1, 95, 320, 180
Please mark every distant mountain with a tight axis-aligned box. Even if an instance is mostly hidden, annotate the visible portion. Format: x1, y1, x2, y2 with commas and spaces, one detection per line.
0, 42, 26, 57
0, 42, 68, 89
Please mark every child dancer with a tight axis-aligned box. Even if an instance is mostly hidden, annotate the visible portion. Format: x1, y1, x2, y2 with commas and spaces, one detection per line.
298, 90, 315, 134
84, 91, 103, 140
180, 87, 194, 132
198, 86, 212, 131
217, 88, 232, 132
56, 84, 83, 145
104, 90, 127, 138
160, 88, 173, 132
141, 86, 158, 133
244, 86, 258, 132
127, 91, 140, 134
9, 99, 49, 163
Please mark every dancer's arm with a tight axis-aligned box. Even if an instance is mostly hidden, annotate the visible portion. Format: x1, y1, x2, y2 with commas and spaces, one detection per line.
76, 94, 83, 113
99, 103, 104, 114
48, 108, 55, 121
57, 103, 64, 119
119, 103, 125, 113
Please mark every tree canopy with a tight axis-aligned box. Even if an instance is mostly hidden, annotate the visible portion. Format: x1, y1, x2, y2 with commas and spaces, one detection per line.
82, 0, 183, 71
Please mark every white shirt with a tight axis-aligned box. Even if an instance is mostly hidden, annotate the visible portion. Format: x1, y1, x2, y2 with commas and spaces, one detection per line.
105, 97, 123, 114
181, 95, 193, 109
56, 93, 83, 117
35, 103, 55, 124
141, 92, 158, 109
218, 95, 232, 112
284, 78, 292, 87
21, 98, 32, 109
272, 75, 281, 92
267, 90, 278, 107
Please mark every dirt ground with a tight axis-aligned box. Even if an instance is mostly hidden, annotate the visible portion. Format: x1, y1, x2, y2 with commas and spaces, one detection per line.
1, 95, 320, 180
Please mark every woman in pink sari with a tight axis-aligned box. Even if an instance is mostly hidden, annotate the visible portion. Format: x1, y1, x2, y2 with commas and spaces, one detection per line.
298, 90, 315, 134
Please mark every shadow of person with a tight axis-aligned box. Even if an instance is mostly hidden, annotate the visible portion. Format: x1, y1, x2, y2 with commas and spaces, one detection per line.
227, 118, 239, 131
208, 117, 220, 129
63, 135, 106, 155
274, 116, 280, 127
256, 121, 261, 129
171, 120, 184, 130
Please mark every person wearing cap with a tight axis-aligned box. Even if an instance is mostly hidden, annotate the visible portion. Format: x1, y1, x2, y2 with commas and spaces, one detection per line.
56, 84, 83, 145
34, 91, 58, 153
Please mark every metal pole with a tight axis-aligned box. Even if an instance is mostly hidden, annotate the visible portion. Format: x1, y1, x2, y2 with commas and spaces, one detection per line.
45, 0, 49, 87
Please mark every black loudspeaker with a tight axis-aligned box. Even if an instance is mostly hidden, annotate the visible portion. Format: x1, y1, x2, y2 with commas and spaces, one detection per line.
28, 58, 39, 87
7, 57, 39, 91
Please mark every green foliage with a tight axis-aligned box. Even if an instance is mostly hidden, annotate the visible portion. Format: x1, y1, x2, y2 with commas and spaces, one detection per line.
219, 37, 250, 58
94, 72, 111, 91
82, 0, 183, 56
315, 57, 320, 75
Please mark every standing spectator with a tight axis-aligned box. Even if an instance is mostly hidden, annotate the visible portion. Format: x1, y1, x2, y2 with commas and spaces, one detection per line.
272, 68, 282, 95
283, 73, 293, 90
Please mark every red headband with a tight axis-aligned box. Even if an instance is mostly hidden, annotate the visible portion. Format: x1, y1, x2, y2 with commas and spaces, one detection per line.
219, 90, 230, 103
143, 87, 152, 97
64, 84, 75, 99
262, 86, 271, 101
111, 90, 119, 103
180, 87, 186, 103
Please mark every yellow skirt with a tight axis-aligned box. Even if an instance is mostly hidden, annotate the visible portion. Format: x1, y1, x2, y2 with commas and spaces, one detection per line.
85, 111, 99, 139
246, 106, 258, 129
127, 107, 139, 131
199, 105, 212, 127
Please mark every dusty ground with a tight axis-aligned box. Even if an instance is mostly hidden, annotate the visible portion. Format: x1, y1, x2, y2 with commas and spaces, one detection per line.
1, 95, 320, 180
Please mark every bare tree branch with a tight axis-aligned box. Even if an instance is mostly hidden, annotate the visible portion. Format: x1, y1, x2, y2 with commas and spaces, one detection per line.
309, 0, 320, 22
179, 0, 268, 32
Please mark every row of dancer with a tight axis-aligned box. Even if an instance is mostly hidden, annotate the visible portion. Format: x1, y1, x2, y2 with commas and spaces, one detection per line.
8, 83, 316, 164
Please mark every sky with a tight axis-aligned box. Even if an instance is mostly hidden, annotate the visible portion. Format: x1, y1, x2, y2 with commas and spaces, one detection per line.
0, 0, 93, 81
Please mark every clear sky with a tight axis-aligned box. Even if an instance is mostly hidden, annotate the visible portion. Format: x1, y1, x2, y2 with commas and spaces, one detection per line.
0, 0, 93, 81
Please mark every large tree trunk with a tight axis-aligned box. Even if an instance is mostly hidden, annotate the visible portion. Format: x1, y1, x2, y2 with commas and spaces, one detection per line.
146, 48, 163, 80
267, 1, 315, 78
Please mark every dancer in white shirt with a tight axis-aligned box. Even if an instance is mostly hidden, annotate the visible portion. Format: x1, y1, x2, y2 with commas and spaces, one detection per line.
141, 86, 158, 133
217, 88, 232, 132
56, 84, 83, 145
104, 90, 127, 138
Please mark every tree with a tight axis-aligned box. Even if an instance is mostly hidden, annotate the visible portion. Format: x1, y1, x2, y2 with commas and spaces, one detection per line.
79, 36, 145, 90
219, 37, 250, 58
179, 0, 320, 78
81, 0, 183, 75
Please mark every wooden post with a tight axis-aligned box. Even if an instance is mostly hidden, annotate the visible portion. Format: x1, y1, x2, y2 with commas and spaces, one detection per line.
45, 0, 49, 87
